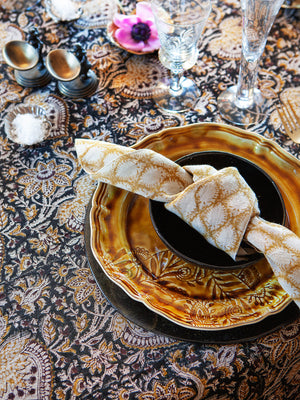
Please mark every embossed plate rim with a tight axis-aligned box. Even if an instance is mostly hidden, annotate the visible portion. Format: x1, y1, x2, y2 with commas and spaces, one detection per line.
89, 122, 299, 330
85, 204, 299, 343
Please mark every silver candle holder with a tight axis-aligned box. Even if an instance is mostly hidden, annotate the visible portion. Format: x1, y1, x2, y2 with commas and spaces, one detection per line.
2, 40, 51, 88
45, 47, 98, 98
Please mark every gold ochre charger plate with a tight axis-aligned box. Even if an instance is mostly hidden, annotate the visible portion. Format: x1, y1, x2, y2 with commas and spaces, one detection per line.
89, 123, 300, 331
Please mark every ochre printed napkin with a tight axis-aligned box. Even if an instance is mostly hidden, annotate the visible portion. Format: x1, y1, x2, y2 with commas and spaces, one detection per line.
75, 139, 300, 307
75, 139, 193, 201
165, 165, 259, 259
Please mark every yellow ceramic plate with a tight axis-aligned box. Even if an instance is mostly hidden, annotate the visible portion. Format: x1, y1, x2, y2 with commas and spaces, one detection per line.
90, 123, 299, 330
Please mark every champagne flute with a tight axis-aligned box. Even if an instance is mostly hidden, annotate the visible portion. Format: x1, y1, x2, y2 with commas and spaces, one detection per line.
217, 0, 284, 126
151, 0, 211, 113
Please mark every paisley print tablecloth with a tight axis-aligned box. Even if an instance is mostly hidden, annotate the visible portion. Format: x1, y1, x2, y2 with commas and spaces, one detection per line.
0, 1, 299, 399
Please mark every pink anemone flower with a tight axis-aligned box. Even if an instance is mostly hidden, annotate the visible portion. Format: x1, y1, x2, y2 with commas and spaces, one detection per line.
113, 2, 160, 53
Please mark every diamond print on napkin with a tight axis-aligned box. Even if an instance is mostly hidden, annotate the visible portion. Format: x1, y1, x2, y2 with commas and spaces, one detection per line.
166, 167, 258, 259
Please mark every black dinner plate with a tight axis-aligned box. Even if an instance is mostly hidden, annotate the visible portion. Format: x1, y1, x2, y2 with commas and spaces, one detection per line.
149, 151, 286, 269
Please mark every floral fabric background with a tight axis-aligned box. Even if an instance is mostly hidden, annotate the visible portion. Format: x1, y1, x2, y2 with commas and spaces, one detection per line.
0, 0, 299, 399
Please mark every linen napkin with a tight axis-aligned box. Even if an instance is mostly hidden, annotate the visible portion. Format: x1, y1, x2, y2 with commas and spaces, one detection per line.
75, 139, 300, 308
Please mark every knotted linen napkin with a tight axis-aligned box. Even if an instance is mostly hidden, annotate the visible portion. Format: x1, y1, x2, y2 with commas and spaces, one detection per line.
75, 139, 300, 308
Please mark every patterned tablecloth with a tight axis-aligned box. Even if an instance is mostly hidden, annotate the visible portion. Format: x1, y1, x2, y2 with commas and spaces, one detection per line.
0, 0, 299, 399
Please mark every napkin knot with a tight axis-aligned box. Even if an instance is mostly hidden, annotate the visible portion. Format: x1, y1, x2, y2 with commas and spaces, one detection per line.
166, 166, 259, 259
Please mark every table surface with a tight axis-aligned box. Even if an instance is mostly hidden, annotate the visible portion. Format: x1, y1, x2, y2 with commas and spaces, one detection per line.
0, 1, 299, 399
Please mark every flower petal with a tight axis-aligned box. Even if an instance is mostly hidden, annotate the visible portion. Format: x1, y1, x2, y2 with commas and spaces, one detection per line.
24, 182, 41, 198
18, 175, 36, 184
113, 14, 140, 28
53, 175, 71, 187
115, 29, 145, 52
146, 20, 159, 38
56, 164, 72, 174
42, 180, 55, 197
142, 36, 161, 52
136, 2, 155, 22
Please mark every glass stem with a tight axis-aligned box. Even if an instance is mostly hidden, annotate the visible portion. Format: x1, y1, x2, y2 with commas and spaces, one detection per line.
170, 71, 183, 94
235, 53, 260, 109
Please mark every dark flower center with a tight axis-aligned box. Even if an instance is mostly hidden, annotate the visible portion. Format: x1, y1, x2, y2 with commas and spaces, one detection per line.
131, 22, 151, 42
